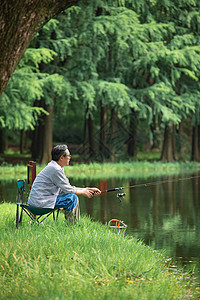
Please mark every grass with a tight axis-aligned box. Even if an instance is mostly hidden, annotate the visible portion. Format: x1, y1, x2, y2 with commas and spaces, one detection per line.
0, 203, 199, 299
1, 160, 200, 181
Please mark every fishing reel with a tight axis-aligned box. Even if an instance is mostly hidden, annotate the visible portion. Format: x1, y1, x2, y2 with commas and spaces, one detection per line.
117, 193, 126, 202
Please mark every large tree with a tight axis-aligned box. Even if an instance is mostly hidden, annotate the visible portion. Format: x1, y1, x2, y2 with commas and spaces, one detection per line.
0, 0, 79, 95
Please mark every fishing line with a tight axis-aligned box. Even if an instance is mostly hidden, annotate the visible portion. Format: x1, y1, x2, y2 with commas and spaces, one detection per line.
101, 174, 200, 193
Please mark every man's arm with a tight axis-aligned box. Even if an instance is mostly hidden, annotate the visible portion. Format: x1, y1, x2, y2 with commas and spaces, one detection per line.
51, 167, 101, 198
75, 187, 101, 198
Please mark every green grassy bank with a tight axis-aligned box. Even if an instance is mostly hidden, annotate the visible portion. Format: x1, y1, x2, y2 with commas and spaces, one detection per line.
1, 161, 200, 180
0, 203, 199, 299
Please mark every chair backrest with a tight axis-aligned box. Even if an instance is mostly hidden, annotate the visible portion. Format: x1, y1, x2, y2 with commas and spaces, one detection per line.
17, 180, 25, 192
17, 179, 25, 205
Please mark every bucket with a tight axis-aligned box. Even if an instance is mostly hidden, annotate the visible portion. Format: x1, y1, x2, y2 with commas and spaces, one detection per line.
108, 219, 127, 235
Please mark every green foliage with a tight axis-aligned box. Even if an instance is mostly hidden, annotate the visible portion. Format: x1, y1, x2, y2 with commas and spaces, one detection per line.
1, 0, 200, 150
19, 48, 57, 68
46, 0, 200, 128
0, 47, 61, 130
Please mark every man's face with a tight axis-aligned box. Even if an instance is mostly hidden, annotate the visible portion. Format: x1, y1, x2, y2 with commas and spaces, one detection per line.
59, 149, 71, 167
63, 149, 71, 166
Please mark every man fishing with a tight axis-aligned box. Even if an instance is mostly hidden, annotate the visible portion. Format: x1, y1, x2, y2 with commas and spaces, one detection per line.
28, 144, 101, 222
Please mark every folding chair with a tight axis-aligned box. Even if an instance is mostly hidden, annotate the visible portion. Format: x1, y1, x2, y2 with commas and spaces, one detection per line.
16, 179, 58, 228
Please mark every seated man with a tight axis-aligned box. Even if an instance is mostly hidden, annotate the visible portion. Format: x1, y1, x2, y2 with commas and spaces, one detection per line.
28, 144, 101, 221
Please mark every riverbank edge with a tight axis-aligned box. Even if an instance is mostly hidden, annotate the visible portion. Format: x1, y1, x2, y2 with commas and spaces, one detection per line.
1, 161, 200, 180
0, 203, 199, 299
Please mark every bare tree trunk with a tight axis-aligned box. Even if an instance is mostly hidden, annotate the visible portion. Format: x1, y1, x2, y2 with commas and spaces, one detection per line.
99, 105, 108, 157
161, 123, 174, 162
0, 0, 79, 95
31, 122, 43, 161
40, 105, 53, 164
0, 129, 7, 154
191, 124, 199, 161
20, 130, 25, 154
88, 114, 96, 158
109, 109, 117, 162
82, 109, 88, 156
31, 99, 45, 161
172, 124, 178, 160
178, 120, 186, 161
198, 125, 200, 155
150, 118, 159, 150
127, 108, 137, 157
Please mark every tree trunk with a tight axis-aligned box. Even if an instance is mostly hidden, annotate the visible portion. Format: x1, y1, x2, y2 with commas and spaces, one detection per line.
20, 130, 25, 154
178, 120, 186, 161
99, 105, 108, 157
127, 109, 137, 157
88, 114, 96, 158
161, 123, 174, 162
31, 99, 45, 161
0, 0, 79, 95
198, 125, 200, 155
31, 122, 44, 161
82, 109, 88, 156
0, 129, 7, 154
109, 109, 118, 162
191, 124, 199, 161
172, 124, 178, 160
40, 105, 53, 164
150, 117, 159, 149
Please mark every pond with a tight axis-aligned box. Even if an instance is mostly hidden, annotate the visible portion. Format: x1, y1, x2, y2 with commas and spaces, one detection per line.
1, 173, 200, 277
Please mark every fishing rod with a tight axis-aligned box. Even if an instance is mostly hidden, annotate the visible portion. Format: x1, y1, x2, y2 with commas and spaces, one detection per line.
100, 174, 200, 201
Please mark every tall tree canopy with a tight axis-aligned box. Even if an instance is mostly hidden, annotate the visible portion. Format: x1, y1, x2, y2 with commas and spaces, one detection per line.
0, 0, 79, 95
49, 0, 200, 161
1, 0, 200, 162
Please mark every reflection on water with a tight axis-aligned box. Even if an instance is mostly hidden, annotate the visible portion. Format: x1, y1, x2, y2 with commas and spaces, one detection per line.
1, 174, 200, 276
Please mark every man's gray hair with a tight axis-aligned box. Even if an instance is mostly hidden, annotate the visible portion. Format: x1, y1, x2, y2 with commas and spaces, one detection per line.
51, 145, 68, 161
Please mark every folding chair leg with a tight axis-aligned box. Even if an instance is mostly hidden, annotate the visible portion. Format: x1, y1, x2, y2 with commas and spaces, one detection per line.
36, 211, 54, 224
23, 207, 37, 222
16, 204, 19, 228
56, 209, 60, 219
19, 207, 23, 225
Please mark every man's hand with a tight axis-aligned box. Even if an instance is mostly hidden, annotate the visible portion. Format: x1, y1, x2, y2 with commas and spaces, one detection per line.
90, 187, 101, 196
75, 187, 101, 198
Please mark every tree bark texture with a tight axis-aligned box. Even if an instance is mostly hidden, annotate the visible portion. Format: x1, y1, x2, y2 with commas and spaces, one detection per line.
31, 124, 43, 161
88, 114, 96, 158
0, 129, 7, 154
31, 99, 45, 161
30, 99, 53, 164
150, 117, 159, 149
82, 109, 88, 156
40, 104, 53, 164
161, 123, 174, 162
191, 124, 199, 161
20, 130, 25, 154
172, 124, 178, 160
0, 0, 79, 95
99, 105, 108, 156
177, 121, 186, 161
198, 125, 200, 155
127, 109, 137, 157
109, 109, 117, 162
